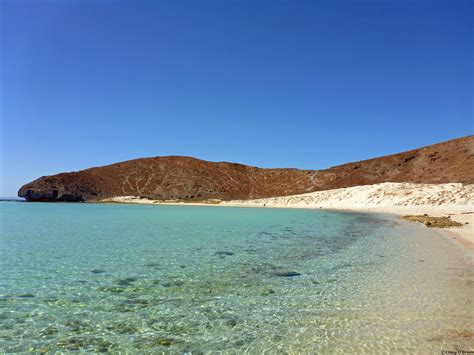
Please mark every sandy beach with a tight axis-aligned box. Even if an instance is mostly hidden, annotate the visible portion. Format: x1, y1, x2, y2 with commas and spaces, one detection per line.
103, 182, 474, 250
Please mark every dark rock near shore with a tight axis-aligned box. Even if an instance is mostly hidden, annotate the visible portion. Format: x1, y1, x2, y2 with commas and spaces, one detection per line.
215, 251, 234, 256
274, 270, 301, 277
116, 277, 138, 286
20, 186, 84, 202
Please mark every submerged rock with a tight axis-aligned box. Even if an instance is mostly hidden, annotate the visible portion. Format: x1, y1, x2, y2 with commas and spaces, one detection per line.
158, 338, 174, 346
226, 318, 238, 327
148, 337, 176, 347
122, 298, 150, 308
56, 337, 87, 350
56, 336, 113, 352
40, 325, 59, 336
234, 340, 245, 347
144, 262, 160, 268
106, 322, 139, 334
260, 287, 276, 295
273, 270, 301, 277
215, 251, 234, 256
65, 319, 92, 332
162, 280, 185, 287
116, 277, 138, 286
131, 286, 153, 292
97, 286, 125, 293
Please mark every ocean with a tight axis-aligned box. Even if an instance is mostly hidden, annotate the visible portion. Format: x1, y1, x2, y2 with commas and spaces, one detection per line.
0, 202, 472, 352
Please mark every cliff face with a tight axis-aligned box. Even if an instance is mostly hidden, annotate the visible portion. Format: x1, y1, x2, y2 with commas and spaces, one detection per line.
18, 136, 474, 202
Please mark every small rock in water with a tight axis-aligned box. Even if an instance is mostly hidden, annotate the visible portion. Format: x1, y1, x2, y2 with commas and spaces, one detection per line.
40, 325, 59, 336
116, 277, 138, 286
122, 298, 150, 308
132, 286, 152, 292
145, 262, 160, 268
98, 286, 124, 293
65, 319, 92, 332
56, 337, 87, 350
215, 251, 234, 256
156, 337, 175, 346
234, 340, 246, 347
108, 322, 139, 334
260, 287, 276, 296
226, 318, 238, 327
311, 280, 320, 285
162, 280, 185, 287
91, 269, 105, 274
57, 336, 112, 352
274, 270, 301, 277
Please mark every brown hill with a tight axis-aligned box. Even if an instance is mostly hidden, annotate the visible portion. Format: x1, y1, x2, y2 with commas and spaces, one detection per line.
18, 136, 474, 202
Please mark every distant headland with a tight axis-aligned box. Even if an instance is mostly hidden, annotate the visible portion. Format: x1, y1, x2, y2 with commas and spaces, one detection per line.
18, 135, 473, 203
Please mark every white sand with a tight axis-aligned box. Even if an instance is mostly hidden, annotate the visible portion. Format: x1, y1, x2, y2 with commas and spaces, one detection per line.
102, 182, 474, 250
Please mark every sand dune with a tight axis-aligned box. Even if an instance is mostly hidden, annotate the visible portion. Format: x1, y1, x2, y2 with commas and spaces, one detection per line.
222, 182, 473, 210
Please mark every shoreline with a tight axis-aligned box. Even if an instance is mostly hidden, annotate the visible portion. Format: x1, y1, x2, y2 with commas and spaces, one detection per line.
105, 200, 474, 252
99, 182, 474, 252
3, 197, 473, 352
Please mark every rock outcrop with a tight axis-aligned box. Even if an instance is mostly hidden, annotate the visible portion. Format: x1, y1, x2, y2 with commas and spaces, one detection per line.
18, 135, 474, 202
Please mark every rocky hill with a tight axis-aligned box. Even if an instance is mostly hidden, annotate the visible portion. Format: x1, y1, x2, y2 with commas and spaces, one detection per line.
18, 136, 474, 202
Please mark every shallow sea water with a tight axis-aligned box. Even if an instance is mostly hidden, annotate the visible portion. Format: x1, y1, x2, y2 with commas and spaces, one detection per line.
0, 202, 473, 353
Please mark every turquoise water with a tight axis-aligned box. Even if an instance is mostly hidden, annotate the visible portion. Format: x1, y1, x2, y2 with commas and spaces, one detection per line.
0, 202, 473, 352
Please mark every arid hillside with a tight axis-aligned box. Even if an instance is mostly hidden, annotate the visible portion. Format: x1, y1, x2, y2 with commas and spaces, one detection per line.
18, 135, 474, 202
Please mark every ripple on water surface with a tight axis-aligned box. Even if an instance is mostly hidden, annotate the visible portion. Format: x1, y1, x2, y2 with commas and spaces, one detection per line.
0, 202, 472, 352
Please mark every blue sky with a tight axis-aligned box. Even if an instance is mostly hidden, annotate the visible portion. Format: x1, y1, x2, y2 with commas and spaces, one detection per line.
1, 0, 473, 197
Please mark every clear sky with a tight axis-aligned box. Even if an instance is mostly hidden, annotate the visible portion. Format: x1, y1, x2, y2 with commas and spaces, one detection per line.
1, 0, 473, 197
